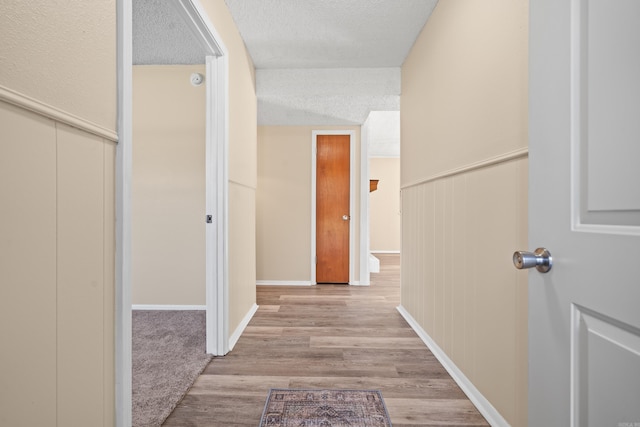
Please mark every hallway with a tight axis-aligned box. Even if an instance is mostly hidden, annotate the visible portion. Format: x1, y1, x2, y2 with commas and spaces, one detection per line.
164, 254, 488, 426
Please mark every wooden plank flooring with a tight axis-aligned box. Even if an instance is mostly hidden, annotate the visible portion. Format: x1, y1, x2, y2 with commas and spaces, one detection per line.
163, 254, 489, 426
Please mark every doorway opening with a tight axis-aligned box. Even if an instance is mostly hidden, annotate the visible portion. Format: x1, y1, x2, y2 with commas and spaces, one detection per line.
362, 111, 401, 278
116, 0, 229, 424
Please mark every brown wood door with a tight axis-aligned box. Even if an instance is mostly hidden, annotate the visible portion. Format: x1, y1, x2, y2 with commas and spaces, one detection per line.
316, 134, 350, 283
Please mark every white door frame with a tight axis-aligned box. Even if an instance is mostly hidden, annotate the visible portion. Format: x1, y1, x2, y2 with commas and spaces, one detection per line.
359, 118, 371, 286
180, 1, 231, 358
205, 51, 229, 355
115, 0, 229, 424
311, 130, 356, 285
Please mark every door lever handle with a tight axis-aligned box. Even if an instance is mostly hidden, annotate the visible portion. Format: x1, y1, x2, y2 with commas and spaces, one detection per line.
513, 248, 552, 273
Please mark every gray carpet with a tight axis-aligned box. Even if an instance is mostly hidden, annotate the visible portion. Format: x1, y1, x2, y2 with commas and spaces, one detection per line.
132, 310, 213, 427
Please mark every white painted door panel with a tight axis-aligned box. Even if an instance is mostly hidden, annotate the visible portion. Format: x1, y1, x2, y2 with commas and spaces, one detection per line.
529, 1, 640, 426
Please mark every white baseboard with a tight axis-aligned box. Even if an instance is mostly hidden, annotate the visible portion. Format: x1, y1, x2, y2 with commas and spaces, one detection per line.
256, 280, 368, 286
370, 250, 401, 254
396, 305, 509, 427
349, 281, 369, 286
369, 253, 380, 273
256, 280, 313, 286
228, 303, 259, 351
132, 304, 206, 311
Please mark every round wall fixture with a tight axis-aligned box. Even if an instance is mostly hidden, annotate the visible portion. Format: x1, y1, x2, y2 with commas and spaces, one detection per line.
190, 73, 204, 86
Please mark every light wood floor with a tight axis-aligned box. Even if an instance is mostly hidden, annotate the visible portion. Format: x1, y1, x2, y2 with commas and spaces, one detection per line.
163, 254, 489, 426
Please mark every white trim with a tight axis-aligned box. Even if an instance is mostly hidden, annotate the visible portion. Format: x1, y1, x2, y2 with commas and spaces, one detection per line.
369, 155, 401, 159
349, 132, 356, 285
205, 54, 230, 356
573, 223, 640, 237
0, 85, 118, 142
309, 135, 318, 285
217, 32, 230, 359
371, 250, 401, 254
396, 305, 509, 427
311, 130, 357, 285
311, 136, 317, 284
570, 303, 580, 427
401, 147, 529, 190
228, 303, 259, 351
172, 0, 225, 55
569, 0, 582, 243
369, 253, 380, 273
132, 304, 207, 310
256, 280, 313, 286
174, 0, 229, 357
204, 56, 218, 354
359, 119, 371, 286
115, 0, 132, 425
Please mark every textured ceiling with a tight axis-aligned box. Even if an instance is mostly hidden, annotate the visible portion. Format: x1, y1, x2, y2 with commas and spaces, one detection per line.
225, 0, 438, 69
367, 111, 400, 158
133, 0, 205, 65
133, 0, 437, 153
226, 0, 438, 127
257, 67, 400, 125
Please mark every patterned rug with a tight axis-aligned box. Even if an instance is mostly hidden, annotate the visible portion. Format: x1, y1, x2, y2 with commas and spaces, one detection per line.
259, 389, 392, 426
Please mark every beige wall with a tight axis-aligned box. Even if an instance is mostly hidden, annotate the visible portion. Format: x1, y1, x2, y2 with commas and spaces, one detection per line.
401, 1, 528, 187
0, 0, 116, 130
132, 65, 207, 306
0, 1, 116, 425
202, 0, 257, 332
369, 157, 401, 252
0, 103, 116, 426
257, 126, 361, 283
401, 1, 528, 426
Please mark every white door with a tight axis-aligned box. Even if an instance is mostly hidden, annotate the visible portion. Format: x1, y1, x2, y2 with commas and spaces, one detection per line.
528, 0, 640, 426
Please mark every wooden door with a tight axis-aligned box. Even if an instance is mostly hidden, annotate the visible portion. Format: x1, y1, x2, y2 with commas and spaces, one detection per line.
529, 0, 640, 425
316, 134, 350, 283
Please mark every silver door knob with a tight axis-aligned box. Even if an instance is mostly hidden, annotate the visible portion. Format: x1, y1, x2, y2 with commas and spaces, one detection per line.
342, 215, 350, 221
513, 248, 552, 273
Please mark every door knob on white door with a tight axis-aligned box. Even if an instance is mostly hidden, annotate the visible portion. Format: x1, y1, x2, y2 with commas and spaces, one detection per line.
513, 248, 552, 273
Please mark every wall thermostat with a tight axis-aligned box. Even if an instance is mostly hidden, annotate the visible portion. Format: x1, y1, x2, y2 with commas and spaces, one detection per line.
190, 73, 204, 86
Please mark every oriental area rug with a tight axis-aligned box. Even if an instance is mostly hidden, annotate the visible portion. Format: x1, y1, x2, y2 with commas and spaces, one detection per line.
259, 389, 392, 427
